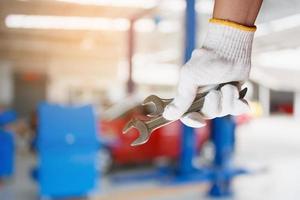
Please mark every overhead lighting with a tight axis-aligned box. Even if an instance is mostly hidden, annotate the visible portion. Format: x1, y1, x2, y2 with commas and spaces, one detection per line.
5, 14, 130, 31
57, 0, 158, 9
5, 14, 178, 33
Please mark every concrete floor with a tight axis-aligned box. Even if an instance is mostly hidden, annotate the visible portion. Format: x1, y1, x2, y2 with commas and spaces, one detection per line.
1, 116, 300, 200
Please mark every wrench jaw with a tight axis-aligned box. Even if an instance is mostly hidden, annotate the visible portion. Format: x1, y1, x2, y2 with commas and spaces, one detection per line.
142, 95, 165, 117
122, 119, 151, 146
239, 87, 248, 99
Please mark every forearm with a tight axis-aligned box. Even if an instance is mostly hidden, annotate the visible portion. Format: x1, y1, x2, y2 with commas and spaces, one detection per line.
213, 0, 263, 26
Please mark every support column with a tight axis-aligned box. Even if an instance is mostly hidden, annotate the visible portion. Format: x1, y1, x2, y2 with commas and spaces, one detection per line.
179, 0, 197, 174
294, 92, 300, 119
209, 116, 236, 197
127, 20, 135, 94
0, 62, 13, 107
259, 85, 270, 116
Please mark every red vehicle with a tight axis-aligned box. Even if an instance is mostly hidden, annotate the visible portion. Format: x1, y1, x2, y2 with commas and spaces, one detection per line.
99, 105, 210, 168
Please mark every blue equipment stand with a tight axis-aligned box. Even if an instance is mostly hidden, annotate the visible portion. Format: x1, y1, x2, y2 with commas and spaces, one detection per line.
0, 130, 15, 178
178, 0, 197, 175
0, 110, 17, 127
209, 117, 247, 197
36, 103, 99, 198
169, 0, 210, 183
0, 110, 16, 179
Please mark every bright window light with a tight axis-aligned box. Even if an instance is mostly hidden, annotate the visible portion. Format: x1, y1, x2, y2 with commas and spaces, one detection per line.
5, 14, 177, 33
158, 20, 180, 33
133, 50, 180, 63
196, 0, 214, 14
57, 0, 158, 9
254, 47, 300, 70
5, 14, 130, 31
159, 0, 186, 12
133, 63, 179, 85
257, 13, 300, 36
134, 18, 156, 32
159, 0, 213, 14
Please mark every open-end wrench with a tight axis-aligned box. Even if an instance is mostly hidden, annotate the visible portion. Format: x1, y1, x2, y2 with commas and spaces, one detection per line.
142, 93, 206, 117
123, 93, 207, 146
142, 82, 244, 117
123, 87, 247, 146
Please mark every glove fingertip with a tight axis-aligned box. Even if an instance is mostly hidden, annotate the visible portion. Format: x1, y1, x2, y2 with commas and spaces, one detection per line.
163, 104, 183, 120
201, 90, 222, 118
180, 112, 206, 128
232, 100, 251, 115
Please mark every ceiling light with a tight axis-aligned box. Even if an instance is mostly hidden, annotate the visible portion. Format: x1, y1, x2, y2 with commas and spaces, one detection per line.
5, 14, 130, 31
57, 0, 158, 9
5, 14, 178, 34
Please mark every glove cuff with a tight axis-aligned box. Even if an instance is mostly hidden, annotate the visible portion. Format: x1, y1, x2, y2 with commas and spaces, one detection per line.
203, 18, 256, 64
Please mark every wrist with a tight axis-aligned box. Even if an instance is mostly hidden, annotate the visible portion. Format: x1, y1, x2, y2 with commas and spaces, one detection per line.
203, 18, 256, 64
209, 18, 256, 32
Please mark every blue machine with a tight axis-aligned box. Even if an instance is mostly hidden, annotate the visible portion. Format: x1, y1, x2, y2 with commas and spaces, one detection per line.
179, 0, 198, 175
0, 129, 15, 178
0, 110, 17, 127
209, 116, 246, 197
0, 110, 16, 178
37, 103, 99, 198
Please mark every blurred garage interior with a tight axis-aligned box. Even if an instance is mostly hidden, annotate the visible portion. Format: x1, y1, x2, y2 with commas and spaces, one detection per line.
1, 0, 300, 200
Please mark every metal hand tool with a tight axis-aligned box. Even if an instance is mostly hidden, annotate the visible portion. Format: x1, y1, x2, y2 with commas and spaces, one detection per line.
123, 87, 247, 147
142, 93, 206, 117
141, 81, 244, 117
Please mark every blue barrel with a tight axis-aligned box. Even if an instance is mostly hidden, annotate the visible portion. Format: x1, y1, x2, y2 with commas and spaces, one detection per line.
0, 110, 17, 126
0, 130, 15, 178
37, 103, 99, 198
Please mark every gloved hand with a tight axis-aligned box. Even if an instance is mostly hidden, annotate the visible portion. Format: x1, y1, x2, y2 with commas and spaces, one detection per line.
163, 19, 256, 128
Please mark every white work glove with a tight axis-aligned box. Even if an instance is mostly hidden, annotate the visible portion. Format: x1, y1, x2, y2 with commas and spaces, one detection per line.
163, 19, 256, 128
